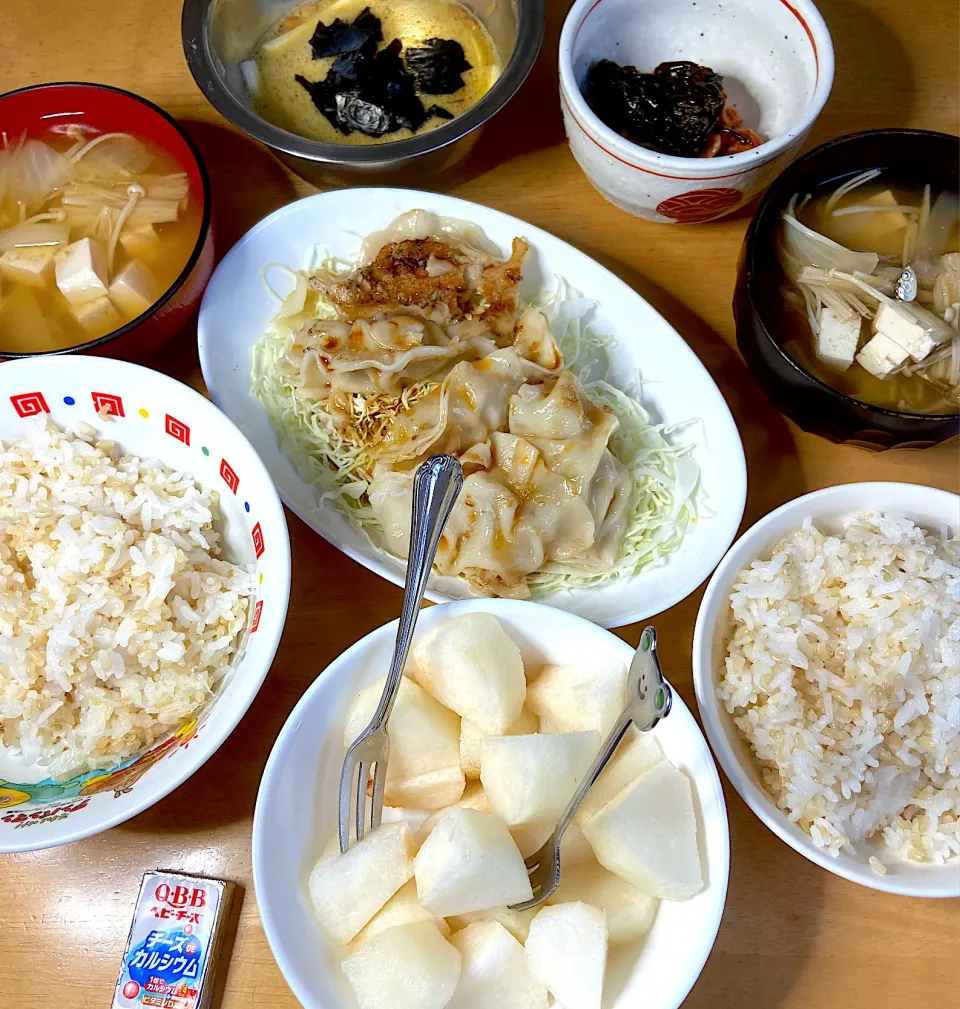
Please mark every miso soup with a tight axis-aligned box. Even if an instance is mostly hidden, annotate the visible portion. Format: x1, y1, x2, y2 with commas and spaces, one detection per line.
776, 171, 960, 415
0, 127, 202, 354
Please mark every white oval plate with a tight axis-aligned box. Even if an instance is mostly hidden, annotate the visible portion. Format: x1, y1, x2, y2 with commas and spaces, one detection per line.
198, 189, 746, 628
253, 598, 729, 1009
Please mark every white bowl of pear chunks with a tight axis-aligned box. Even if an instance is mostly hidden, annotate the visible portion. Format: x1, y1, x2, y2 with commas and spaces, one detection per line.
253, 600, 729, 1009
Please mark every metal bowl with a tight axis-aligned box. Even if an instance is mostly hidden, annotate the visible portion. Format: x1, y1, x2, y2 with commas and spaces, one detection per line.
181, 0, 544, 187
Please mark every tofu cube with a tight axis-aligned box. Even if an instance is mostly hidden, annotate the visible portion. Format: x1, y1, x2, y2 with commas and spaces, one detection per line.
72, 295, 122, 338
119, 223, 160, 262
55, 238, 109, 306
0, 287, 64, 352
815, 307, 861, 371
413, 807, 533, 917
855, 331, 911, 377
872, 301, 952, 362
342, 921, 461, 1009
107, 259, 156, 318
0, 245, 58, 287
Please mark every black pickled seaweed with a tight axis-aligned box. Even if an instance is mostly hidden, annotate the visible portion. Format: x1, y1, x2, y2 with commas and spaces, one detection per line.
585, 59, 725, 157
308, 7, 382, 59
406, 38, 472, 94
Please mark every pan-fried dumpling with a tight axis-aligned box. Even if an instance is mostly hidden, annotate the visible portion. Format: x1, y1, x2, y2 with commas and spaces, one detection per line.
513, 306, 563, 373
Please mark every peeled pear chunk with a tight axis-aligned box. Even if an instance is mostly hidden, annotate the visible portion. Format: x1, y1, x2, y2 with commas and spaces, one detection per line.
576, 727, 664, 825
308, 821, 415, 943
412, 613, 526, 734
344, 674, 461, 781
560, 820, 595, 866
582, 761, 703, 900
525, 902, 608, 1009
447, 921, 548, 1009
526, 662, 627, 736
445, 904, 538, 944
481, 731, 599, 827
549, 860, 659, 944
414, 807, 533, 917
415, 781, 491, 845
460, 707, 538, 780
342, 921, 461, 1009
348, 880, 450, 954
387, 766, 466, 810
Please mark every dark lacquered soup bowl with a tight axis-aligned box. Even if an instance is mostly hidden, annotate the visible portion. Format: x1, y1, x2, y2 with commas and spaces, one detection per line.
735, 128, 960, 449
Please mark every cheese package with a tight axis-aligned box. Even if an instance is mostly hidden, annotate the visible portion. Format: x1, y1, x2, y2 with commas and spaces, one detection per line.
111, 871, 235, 1009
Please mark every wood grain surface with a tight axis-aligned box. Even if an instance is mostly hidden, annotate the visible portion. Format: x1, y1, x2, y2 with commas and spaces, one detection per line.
1, 0, 958, 1006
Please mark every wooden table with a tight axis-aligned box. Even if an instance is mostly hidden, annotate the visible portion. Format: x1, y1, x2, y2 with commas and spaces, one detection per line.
1, 0, 958, 1005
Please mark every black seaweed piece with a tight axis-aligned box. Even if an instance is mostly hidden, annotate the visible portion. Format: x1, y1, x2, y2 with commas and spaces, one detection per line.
370, 38, 429, 132
406, 38, 472, 94
309, 7, 382, 59
297, 36, 452, 137
584, 58, 725, 157
295, 73, 345, 131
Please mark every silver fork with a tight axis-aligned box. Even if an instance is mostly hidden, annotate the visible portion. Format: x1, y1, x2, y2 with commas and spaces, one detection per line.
510, 626, 673, 911
338, 454, 463, 853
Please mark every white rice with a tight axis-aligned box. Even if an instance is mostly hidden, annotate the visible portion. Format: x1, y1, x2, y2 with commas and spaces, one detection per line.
718, 511, 960, 864
0, 419, 255, 778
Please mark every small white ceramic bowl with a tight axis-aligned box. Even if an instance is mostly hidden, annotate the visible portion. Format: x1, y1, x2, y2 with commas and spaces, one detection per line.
693, 483, 960, 897
559, 0, 834, 222
0, 356, 290, 853
254, 599, 729, 1009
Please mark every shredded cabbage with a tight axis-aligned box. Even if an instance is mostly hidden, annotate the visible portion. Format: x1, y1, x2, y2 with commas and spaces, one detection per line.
251, 257, 700, 597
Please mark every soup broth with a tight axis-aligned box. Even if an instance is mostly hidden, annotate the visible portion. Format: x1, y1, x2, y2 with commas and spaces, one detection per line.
253, 0, 500, 145
0, 128, 201, 354
776, 175, 960, 415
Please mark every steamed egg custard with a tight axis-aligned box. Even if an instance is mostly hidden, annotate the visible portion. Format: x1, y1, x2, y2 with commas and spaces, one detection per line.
254, 0, 501, 145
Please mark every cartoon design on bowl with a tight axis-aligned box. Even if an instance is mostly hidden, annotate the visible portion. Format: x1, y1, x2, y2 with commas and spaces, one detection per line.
0, 788, 31, 809
78, 721, 200, 799
0, 721, 201, 815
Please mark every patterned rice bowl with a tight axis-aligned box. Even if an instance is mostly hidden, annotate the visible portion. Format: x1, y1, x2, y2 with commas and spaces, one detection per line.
0, 356, 290, 852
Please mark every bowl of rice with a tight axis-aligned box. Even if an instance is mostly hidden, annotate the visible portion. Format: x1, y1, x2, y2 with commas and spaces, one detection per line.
692, 483, 959, 897
0, 356, 290, 853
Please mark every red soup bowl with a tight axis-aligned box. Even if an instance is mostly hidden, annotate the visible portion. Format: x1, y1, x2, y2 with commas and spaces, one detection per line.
0, 82, 213, 361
